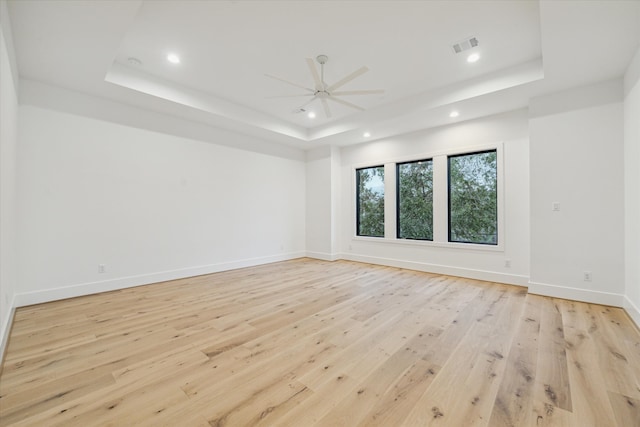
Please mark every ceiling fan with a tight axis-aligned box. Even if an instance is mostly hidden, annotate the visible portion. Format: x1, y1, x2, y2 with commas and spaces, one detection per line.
265, 55, 385, 118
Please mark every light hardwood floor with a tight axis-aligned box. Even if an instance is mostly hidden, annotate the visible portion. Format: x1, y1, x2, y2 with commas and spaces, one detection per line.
1, 259, 639, 426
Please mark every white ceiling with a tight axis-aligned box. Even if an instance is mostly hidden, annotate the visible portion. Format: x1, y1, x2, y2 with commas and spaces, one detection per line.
6, 0, 640, 148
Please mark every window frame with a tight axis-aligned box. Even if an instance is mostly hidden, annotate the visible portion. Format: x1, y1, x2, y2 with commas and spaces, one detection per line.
351, 143, 504, 252
396, 158, 434, 241
447, 149, 499, 246
355, 165, 385, 238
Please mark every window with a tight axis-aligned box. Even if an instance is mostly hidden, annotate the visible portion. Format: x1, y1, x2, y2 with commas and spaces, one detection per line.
448, 150, 498, 245
356, 166, 384, 237
397, 159, 433, 240
353, 146, 501, 248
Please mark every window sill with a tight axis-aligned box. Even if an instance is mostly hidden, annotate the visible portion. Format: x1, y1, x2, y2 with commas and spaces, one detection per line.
352, 236, 504, 252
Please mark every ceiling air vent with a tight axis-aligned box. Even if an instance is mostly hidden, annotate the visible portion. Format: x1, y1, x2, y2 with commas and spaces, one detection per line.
452, 37, 479, 54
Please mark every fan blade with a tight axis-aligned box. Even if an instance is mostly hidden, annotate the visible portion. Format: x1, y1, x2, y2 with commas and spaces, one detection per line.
321, 98, 332, 118
327, 66, 369, 92
331, 89, 385, 96
265, 94, 314, 99
265, 74, 314, 92
328, 96, 365, 111
306, 58, 323, 90
295, 96, 318, 111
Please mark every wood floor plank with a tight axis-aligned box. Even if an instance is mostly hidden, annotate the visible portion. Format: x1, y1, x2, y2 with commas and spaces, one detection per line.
593, 306, 640, 399
1, 259, 639, 426
608, 391, 640, 427
316, 324, 443, 426
0, 371, 115, 425
487, 295, 541, 427
14, 380, 191, 427
558, 300, 619, 427
269, 373, 360, 426
529, 399, 574, 427
400, 287, 526, 426
175, 333, 340, 424
534, 296, 573, 413
421, 285, 505, 367
355, 358, 441, 427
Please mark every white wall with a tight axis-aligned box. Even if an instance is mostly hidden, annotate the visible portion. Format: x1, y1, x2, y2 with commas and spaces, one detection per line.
16, 105, 306, 305
529, 80, 625, 306
624, 47, 640, 325
0, 0, 19, 360
306, 145, 341, 260
306, 146, 333, 259
330, 146, 342, 258
338, 109, 530, 285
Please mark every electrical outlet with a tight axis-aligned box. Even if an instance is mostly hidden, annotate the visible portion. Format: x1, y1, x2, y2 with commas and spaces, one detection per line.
504, 259, 511, 268
98, 264, 106, 274
552, 202, 560, 212
583, 271, 592, 282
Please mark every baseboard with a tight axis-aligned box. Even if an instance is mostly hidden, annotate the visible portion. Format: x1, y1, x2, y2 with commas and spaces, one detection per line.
0, 295, 16, 371
305, 251, 340, 262
14, 251, 306, 308
528, 281, 625, 307
338, 253, 529, 287
623, 295, 640, 330
8, 252, 638, 342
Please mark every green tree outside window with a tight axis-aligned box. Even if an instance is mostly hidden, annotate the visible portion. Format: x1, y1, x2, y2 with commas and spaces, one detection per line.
397, 160, 433, 240
448, 150, 497, 244
356, 166, 384, 237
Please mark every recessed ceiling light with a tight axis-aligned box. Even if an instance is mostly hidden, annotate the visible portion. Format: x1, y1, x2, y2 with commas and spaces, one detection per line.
363, 132, 371, 138
467, 53, 480, 63
307, 111, 316, 119
167, 53, 180, 64
449, 111, 459, 118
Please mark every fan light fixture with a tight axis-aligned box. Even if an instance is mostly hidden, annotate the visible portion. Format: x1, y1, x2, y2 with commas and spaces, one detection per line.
266, 55, 385, 119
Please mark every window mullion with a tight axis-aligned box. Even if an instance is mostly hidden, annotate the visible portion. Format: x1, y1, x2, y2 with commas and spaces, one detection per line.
432, 155, 449, 243
384, 163, 396, 239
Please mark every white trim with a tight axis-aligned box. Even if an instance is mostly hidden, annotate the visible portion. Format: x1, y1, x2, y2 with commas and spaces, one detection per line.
6, 255, 638, 352
13, 252, 306, 308
350, 142, 504, 169
623, 296, 640, 330
383, 162, 397, 240
0, 296, 16, 367
305, 251, 339, 262
351, 235, 504, 252
528, 281, 624, 307
339, 252, 529, 287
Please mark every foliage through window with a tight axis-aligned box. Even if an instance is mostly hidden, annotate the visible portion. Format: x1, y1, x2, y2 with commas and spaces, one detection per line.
448, 150, 498, 244
356, 166, 385, 237
397, 159, 433, 240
